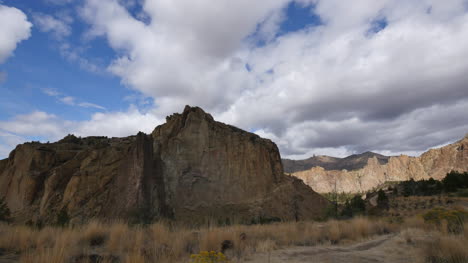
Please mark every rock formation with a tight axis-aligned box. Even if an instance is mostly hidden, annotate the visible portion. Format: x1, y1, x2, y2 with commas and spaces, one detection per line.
292, 135, 468, 193
0, 106, 328, 224
283, 152, 390, 173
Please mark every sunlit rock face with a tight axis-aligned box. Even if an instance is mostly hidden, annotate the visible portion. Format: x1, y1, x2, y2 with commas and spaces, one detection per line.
0, 106, 328, 224
292, 135, 468, 193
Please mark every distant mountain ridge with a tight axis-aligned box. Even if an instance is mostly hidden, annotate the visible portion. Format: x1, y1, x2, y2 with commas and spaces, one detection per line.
282, 151, 390, 173
291, 134, 468, 193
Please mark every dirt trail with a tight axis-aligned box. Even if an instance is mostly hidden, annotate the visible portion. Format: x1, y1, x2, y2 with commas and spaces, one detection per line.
0, 232, 425, 263
245, 233, 421, 263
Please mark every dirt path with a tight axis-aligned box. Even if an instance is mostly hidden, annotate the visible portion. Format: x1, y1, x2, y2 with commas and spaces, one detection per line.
0, 232, 425, 263
245, 233, 421, 263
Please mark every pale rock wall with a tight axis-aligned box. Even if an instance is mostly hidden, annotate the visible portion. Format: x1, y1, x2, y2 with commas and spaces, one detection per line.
293, 135, 468, 193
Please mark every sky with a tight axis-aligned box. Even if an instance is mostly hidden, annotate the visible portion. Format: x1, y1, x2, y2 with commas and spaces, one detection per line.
0, 0, 468, 160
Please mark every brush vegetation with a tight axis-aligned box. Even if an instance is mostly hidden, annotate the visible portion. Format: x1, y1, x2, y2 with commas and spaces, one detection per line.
0, 208, 466, 263
0, 217, 396, 263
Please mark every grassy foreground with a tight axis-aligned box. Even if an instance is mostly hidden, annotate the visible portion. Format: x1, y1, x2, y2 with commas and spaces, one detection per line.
0, 212, 467, 263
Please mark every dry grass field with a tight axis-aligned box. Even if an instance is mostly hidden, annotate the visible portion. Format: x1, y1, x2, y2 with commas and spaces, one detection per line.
0, 209, 467, 263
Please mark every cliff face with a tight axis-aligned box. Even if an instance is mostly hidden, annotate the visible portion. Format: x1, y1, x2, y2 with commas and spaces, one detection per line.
293, 135, 468, 193
283, 152, 390, 173
0, 106, 328, 224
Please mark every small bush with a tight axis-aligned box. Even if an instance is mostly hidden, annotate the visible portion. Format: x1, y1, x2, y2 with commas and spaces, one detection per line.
190, 251, 228, 263
454, 188, 468, 198
422, 208, 468, 234
422, 235, 468, 263
377, 190, 389, 210
341, 195, 366, 218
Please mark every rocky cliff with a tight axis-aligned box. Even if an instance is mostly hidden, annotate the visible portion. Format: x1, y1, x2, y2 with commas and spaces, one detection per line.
0, 106, 328, 224
283, 152, 390, 173
292, 135, 468, 193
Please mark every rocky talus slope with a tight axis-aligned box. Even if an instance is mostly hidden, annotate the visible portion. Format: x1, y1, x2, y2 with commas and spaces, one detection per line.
292, 135, 468, 193
0, 106, 328, 224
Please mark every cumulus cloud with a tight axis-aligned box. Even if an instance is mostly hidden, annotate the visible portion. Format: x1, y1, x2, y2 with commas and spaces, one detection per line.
0, 131, 27, 158
74, 0, 468, 158
0, 4, 32, 63
0, 107, 162, 156
3, 0, 468, 159
0, 111, 70, 139
79, 0, 290, 116
73, 106, 162, 137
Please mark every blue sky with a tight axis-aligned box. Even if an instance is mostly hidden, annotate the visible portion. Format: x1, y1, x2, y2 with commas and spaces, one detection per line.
1, 0, 132, 121
1, 0, 468, 159
0, 0, 319, 121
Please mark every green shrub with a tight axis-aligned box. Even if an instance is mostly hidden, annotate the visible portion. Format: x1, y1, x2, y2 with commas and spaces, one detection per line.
341, 195, 366, 218
323, 204, 338, 220
422, 208, 468, 234
454, 188, 468, 197
396, 171, 468, 197
443, 171, 468, 193
377, 190, 389, 210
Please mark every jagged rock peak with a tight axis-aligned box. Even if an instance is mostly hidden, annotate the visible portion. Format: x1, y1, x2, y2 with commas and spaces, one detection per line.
165, 105, 214, 123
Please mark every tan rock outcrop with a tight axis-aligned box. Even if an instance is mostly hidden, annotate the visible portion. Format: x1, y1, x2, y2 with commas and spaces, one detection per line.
0, 106, 328, 224
293, 135, 468, 193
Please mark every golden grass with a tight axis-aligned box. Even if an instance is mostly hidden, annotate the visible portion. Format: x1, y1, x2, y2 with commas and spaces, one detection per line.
0, 217, 396, 262
401, 208, 468, 263
421, 234, 468, 263
0, 212, 465, 263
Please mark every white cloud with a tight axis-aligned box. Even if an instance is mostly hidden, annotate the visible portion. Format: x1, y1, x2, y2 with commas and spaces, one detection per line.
73, 0, 468, 159
41, 88, 60, 97
79, 0, 290, 116
58, 43, 103, 73
41, 88, 106, 110
0, 111, 69, 139
33, 12, 104, 74
0, 107, 162, 155
3, 0, 468, 160
77, 102, 106, 110
0, 131, 27, 158
0, 5, 32, 63
33, 13, 72, 39
59, 96, 75, 105
73, 106, 162, 137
